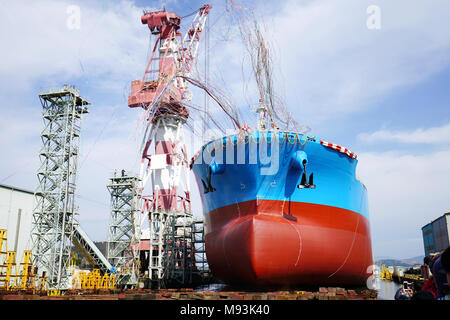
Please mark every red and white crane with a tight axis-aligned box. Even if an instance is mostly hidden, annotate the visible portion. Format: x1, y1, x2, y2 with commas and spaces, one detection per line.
127, 4, 211, 285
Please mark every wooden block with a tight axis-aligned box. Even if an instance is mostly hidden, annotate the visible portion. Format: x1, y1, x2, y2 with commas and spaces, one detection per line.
336, 289, 347, 295
347, 290, 357, 296
4, 295, 24, 300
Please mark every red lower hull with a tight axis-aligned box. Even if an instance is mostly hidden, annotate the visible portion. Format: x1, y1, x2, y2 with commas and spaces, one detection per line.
205, 199, 373, 286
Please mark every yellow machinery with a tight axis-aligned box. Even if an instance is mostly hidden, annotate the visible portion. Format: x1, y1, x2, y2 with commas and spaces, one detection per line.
109, 274, 116, 289
381, 264, 393, 281
403, 273, 424, 281
71, 269, 116, 290
0, 229, 41, 293
100, 273, 109, 289
99, 272, 116, 290
87, 269, 101, 289
386, 266, 393, 280
0, 251, 17, 290
1, 228, 117, 294
47, 290, 61, 296
37, 272, 48, 294
81, 271, 88, 289
72, 270, 90, 289
0, 229, 7, 290
1, 227, 116, 294
70, 252, 78, 268
15, 251, 35, 292
71, 270, 83, 289
0, 230, 6, 257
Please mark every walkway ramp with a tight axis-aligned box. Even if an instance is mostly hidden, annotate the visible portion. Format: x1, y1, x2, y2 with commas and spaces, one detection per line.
72, 225, 112, 273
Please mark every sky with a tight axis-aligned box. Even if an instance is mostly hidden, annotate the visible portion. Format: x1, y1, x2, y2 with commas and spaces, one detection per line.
0, 0, 449, 260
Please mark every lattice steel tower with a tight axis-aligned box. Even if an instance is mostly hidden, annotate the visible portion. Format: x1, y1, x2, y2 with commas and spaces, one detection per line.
106, 170, 141, 286
31, 85, 89, 290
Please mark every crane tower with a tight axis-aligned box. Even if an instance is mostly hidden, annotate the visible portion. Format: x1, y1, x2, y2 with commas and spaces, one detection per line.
128, 5, 211, 288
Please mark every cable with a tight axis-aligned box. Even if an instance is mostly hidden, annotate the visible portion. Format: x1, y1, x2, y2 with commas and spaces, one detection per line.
181, 9, 198, 19
79, 105, 119, 170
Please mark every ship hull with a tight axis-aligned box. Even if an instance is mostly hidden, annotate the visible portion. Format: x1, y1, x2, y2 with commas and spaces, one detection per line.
205, 199, 372, 286
192, 131, 373, 287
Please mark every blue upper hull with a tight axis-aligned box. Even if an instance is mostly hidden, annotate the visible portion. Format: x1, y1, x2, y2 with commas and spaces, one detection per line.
191, 131, 369, 220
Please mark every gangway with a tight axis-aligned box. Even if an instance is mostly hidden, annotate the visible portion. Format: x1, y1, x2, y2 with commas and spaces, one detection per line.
72, 225, 112, 273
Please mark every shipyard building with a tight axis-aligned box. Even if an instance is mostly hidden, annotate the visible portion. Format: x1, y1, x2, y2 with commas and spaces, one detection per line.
422, 212, 450, 256
0, 183, 35, 263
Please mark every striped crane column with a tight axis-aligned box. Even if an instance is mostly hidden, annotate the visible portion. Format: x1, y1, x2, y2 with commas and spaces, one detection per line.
142, 113, 193, 288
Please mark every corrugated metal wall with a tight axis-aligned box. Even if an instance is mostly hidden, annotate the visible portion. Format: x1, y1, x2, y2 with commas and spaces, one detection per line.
422, 213, 450, 255
0, 184, 35, 264
432, 214, 450, 252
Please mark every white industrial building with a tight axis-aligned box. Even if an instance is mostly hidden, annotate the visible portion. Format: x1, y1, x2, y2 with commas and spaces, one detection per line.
0, 183, 36, 263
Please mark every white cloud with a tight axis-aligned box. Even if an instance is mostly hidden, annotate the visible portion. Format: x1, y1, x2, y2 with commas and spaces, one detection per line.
357, 150, 450, 258
189, 0, 450, 128
0, 109, 42, 190
358, 123, 450, 144
261, 0, 450, 124
0, 0, 149, 92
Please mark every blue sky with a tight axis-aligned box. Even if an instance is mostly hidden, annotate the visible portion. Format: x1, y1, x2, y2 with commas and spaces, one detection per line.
0, 0, 450, 260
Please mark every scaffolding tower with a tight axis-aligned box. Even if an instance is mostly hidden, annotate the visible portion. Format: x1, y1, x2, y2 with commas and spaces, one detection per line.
30, 85, 89, 290
161, 213, 195, 287
106, 170, 141, 287
192, 219, 209, 279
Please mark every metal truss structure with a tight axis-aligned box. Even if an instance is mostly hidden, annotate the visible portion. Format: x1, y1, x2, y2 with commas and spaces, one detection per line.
106, 171, 141, 286
31, 85, 89, 289
161, 213, 195, 287
192, 219, 209, 279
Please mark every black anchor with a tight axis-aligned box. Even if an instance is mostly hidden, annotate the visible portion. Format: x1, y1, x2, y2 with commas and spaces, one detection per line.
202, 166, 216, 194
297, 160, 315, 189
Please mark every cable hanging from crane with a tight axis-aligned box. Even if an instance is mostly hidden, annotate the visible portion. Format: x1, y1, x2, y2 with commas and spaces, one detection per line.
225, 0, 310, 134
